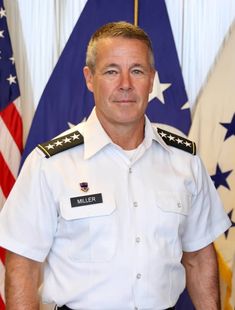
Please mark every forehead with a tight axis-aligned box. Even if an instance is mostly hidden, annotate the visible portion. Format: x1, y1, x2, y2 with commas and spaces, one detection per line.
95, 37, 150, 64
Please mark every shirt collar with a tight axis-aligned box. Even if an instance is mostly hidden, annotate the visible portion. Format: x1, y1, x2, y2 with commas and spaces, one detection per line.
80, 108, 171, 159
81, 108, 112, 159
143, 115, 172, 153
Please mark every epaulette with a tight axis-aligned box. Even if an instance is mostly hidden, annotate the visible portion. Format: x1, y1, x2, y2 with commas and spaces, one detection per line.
37, 130, 84, 158
157, 127, 196, 155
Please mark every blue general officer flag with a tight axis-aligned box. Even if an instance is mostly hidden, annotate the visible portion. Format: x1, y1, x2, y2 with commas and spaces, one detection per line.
22, 0, 191, 162
138, 1, 191, 134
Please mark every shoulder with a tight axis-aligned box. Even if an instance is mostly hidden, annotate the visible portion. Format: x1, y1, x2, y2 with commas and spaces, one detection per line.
37, 128, 84, 158
157, 127, 196, 155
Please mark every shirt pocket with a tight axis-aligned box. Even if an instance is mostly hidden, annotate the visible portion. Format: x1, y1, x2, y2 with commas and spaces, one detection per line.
156, 192, 191, 216
154, 192, 191, 255
59, 192, 117, 263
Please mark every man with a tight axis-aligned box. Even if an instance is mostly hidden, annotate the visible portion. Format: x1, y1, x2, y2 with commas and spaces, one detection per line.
0, 22, 231, 310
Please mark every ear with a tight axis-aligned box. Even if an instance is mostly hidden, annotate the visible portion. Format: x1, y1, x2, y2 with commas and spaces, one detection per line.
83, 66, 94, 92
149, 69, 155, 94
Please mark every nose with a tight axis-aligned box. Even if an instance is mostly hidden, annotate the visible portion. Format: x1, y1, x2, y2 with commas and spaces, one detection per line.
119, 71, 133, 91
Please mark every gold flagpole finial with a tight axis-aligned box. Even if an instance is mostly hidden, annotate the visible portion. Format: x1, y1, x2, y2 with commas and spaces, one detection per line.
134, 0, 139, 26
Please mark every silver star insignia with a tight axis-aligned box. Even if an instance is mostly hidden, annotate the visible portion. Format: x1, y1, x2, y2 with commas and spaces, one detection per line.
46, 144, 54, 150
168, 134, 175, 141
63, 137, 71, 143
71, 133, 80, 140
176, 138, 183, 144
184, 141, 191, 147
159, 131, 167, 138
54, 140, 63, 147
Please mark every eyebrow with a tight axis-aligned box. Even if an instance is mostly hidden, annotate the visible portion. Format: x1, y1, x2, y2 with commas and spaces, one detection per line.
103, 63, 119, 69
103, 63, 146, 69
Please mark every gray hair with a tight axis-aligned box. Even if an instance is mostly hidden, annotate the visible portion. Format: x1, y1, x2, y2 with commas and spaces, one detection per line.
86, 21, 155, 73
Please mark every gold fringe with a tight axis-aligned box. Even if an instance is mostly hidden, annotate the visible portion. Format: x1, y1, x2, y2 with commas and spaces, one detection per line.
134, 0, 138, 26
215, 248, 233, 310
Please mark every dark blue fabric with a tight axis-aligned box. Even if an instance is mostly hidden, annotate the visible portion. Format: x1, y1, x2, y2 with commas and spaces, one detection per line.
21, 0, 191, 163
0, 0, 20, 111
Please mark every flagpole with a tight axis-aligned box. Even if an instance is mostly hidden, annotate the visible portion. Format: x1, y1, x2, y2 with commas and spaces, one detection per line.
134, 0, 138, 26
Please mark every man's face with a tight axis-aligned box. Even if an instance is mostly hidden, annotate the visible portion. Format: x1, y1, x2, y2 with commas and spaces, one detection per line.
83, 37, 155, 130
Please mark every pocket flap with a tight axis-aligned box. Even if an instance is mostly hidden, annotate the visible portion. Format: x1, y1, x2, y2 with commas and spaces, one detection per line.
60, 192, 116, 220
156, 192, 191, 215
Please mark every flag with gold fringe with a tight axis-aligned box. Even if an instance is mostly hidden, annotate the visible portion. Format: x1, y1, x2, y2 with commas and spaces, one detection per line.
189, 22, 235, 310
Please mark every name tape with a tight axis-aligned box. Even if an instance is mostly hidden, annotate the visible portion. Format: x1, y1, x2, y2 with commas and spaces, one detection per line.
70, 193, 103, 208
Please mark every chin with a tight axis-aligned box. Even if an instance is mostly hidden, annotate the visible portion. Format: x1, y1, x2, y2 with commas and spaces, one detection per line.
114, 113, 143, 125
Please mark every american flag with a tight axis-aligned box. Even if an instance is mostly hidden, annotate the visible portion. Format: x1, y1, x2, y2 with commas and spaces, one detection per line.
0, 0, 23, 307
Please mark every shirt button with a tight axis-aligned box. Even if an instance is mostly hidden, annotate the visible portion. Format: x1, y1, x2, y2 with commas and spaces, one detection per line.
135, 237, 141, 243
177, 202, 182, 208
136, 273, 141, 279
133, 202, 138, 207
129, 167, 132, 173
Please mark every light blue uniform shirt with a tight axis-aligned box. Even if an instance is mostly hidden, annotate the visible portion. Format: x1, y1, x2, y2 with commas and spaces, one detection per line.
0, 109, 231, 309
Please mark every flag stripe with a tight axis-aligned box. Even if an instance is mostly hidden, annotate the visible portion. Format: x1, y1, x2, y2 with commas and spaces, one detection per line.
0, 295, 5, 309
0, 102, 23, 153
12, 98, 22, 117
0, 248, 5, 265
0, 153, 16, 198
0, 116, 21, 179
0, 188, 6, 212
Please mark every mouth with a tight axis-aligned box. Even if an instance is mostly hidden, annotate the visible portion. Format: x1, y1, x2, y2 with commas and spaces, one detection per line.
113, 99, 136, 103
112, 96, 137, 102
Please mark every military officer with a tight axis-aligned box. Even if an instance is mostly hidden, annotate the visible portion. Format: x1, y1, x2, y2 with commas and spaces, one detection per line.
0, 22, 231, 310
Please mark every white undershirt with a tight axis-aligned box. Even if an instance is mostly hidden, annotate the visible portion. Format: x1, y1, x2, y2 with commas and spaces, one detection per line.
122, 142, 144, 160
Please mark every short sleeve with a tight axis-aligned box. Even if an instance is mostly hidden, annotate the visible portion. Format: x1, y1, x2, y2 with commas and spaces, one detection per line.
182, 156, 231, 252
0, 150, 58, 262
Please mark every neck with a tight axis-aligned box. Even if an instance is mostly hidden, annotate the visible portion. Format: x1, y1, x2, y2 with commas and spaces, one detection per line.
110, 124, 145, 150
98, 117, 145, 150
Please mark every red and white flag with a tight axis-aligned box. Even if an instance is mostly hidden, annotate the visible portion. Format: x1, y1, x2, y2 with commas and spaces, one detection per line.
0, 0, 23, 307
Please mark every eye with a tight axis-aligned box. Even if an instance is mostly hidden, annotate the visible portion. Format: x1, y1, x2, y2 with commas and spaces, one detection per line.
104, 70, 118, 75
131, 69, 144, 75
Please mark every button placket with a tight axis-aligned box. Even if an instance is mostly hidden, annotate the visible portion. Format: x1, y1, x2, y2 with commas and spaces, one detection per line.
133, 201, 138, 208
135, 237, 141, 243
128, 165, 144, 308
136, 273, 141, 279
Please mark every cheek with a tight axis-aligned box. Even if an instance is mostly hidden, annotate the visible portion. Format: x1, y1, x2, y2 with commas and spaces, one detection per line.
97, 82, 115, 99
137, 82, 153, 97
93, 83, 112, 105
